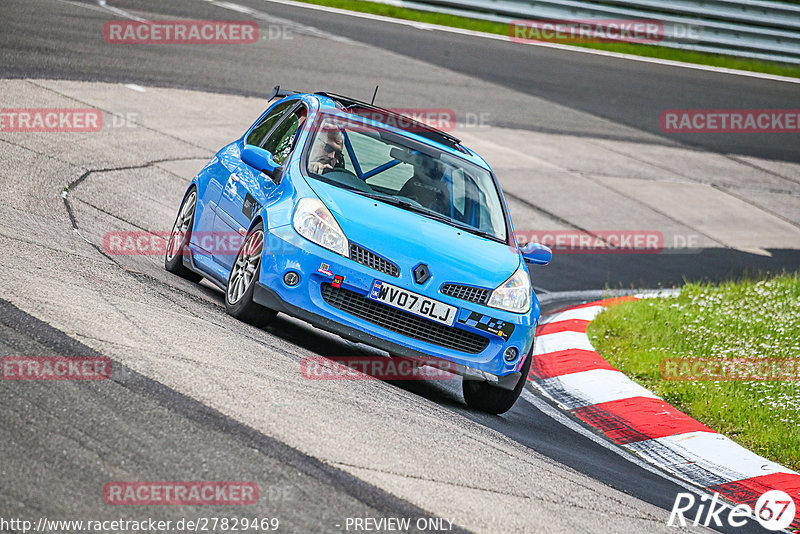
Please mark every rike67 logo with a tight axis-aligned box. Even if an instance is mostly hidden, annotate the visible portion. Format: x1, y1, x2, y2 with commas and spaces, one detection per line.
669, 490, 797, 531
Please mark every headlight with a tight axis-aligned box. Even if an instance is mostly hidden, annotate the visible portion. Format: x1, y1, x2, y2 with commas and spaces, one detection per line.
292, 197, 349, 257
487, 266, 531, 313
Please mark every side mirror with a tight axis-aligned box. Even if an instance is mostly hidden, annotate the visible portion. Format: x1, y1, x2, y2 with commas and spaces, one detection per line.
242, 145, 283, 184
521, 242, 552, 265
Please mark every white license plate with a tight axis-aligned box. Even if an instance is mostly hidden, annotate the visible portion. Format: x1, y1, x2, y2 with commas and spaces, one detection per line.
368, 280, 457, 326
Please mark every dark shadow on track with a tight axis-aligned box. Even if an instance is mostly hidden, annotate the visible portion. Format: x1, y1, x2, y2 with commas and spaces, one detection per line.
0, 297, 466, 533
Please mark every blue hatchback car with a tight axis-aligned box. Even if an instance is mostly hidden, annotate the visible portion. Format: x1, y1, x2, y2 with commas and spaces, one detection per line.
165, 87, 551, 414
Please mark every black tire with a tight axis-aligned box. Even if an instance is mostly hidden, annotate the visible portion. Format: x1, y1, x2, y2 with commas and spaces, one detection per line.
224, 221, 277, 328
165, 188, 203, 283
462, 346, 533, 415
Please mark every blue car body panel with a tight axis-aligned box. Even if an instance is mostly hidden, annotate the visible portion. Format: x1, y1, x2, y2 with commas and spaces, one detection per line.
182, 93, 544, 383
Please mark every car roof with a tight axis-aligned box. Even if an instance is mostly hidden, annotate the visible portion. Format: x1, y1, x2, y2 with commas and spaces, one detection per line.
270, 88, 493, 172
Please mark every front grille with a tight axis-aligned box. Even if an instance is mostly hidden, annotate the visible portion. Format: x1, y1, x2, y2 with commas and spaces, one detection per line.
441, 284, 490, 304
321, 284, 489, 354
349, 243, 399, 277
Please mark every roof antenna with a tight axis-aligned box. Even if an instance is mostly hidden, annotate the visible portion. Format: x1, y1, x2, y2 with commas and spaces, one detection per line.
370, 85, 379, 106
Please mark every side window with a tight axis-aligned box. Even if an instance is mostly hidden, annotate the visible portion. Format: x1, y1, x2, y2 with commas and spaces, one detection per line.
245, 101, 294, 147
263, 106, 307, 165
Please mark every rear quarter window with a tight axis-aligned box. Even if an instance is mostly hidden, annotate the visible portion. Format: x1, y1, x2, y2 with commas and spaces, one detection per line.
246, 101, 294, 147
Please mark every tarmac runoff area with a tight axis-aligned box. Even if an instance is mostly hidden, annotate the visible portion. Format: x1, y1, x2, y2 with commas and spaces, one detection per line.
1, 78, 798, 532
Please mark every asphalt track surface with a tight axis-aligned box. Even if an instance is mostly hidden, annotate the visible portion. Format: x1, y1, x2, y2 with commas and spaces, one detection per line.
0, 0, 797, 532
2, 0, 799, 163
0, 298, 453, 533
2, 0, 799, 290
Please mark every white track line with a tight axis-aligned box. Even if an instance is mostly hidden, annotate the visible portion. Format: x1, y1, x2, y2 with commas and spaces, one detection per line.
96, 0, 147, 22
53, 0, 147, 21
255, 0, 800, 85
201, 0, 356, 43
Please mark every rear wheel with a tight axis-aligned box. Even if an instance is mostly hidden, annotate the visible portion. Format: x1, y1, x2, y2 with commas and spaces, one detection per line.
462, 347, 533, 415
225, 222, 277, 328
164, 188, 203, 283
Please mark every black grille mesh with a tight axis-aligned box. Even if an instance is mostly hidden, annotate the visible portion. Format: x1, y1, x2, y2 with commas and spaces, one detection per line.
320, 284, 489, 354
441, 284, 490, 304
349, 244, 399, 277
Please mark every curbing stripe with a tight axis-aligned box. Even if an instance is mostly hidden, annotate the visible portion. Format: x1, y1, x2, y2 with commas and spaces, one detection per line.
529, 348, 615, 379
711, 473, 800, 522
573, 398, 714, 444
537, 318, 590, 336
625, 434, 741, 488
540, 305, 604, 324
547, 369, 660, 408
645, 432, 796, 480
530, 296, 800, 530
534, 330, 596, 354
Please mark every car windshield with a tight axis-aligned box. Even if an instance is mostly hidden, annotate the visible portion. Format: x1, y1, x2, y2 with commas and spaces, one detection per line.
302, 112, 507, 242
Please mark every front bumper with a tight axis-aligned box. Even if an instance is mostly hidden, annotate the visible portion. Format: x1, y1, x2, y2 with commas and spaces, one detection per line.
257, 225, 538, 390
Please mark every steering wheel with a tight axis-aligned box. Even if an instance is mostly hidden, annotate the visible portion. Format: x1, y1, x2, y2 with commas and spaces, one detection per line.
322, 167, 357, 179
397, 195, 426, 209
320, 168, 374, 193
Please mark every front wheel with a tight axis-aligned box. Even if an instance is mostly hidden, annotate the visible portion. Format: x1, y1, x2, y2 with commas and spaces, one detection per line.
224, 222, 277, 328
462, 347, 533, 415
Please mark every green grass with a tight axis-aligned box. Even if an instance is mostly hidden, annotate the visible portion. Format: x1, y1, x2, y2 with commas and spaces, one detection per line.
587, 273, 800, 471
291, 0, 800, 78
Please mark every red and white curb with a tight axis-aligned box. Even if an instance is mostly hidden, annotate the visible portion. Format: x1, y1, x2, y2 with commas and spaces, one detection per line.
528, 297, 800, 530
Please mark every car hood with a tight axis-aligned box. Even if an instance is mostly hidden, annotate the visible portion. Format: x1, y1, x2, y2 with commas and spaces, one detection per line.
307, 180, 521, 289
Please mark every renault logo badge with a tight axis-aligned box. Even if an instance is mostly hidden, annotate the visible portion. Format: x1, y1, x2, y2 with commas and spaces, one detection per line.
413, 264, 430, 284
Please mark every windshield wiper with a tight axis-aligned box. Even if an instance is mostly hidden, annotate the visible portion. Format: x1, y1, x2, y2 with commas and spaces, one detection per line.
356, 192, 449, 221
456, 226, 499, 241
355, 192, 503, 242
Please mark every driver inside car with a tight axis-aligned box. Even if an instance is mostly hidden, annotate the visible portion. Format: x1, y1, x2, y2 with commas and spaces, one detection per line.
307, 128, 344, 174
398, 154, 451, 217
